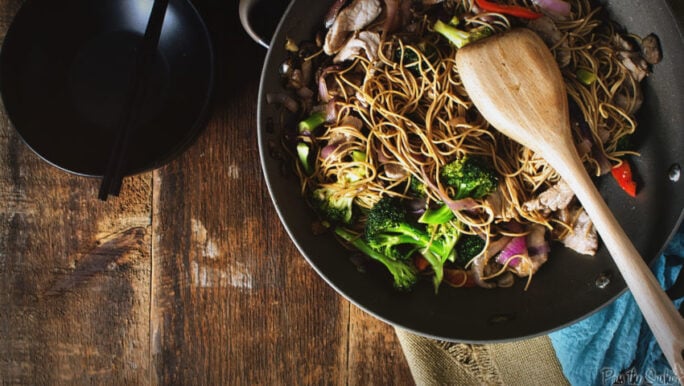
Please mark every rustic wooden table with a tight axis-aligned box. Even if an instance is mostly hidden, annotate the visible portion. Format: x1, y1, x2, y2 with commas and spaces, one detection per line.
0, 1, 414, 383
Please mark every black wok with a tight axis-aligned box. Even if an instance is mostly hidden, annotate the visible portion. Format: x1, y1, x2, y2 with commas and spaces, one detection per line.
243, 0, 684, 342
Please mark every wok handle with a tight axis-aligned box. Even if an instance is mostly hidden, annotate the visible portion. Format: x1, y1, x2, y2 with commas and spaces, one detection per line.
239, 0, 290, 49
558, 150, 684, 382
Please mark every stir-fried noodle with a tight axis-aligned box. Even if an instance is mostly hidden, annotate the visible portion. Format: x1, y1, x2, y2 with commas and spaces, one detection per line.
278, 0, 655, 290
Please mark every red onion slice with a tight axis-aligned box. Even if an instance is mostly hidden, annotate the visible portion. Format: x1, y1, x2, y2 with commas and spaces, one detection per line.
533, 0, 571, 17
495, 236, 527, 268
320, 143, 339, 160
266, 93, 299, 113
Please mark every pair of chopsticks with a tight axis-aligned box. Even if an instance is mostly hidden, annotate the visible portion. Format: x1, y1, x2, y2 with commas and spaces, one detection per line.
98, 0, 170, 200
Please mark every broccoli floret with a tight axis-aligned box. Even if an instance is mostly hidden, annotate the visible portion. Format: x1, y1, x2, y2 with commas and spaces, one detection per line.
365, 197, 457, 291
419, 220, 462, 290
409, 175, 427, 197
429, 221, 461, 263
340, 150, 367, 183
455, 234, 485, 267
366, 233, 419, 261
440, 156, 498, 200
311, 187, 354, 224
393, 42, 437, 77
395, 44, 420, 67
410, 177, 427, 197
433, 19, 493, 49
365, 197, 431, 244
335, 227, 418, 291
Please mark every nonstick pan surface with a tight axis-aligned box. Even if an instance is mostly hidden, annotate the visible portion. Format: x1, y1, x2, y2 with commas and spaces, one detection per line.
253, 0, 684, 341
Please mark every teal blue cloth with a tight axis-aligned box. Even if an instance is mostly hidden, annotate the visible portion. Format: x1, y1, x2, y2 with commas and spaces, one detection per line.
550, 228, 684, 386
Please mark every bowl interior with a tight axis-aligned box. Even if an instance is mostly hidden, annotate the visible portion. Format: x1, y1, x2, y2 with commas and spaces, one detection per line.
0, 0, 214, 176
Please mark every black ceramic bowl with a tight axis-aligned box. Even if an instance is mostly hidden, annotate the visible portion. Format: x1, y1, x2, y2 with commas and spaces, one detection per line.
0, 0, 214, 176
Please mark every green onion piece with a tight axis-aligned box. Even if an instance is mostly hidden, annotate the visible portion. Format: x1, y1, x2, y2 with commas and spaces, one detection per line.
433, 19, 470, 49
350, 150, 366, 162
296, 142, 312, 174
576, 68, 597, 85
298, 111, 326, 133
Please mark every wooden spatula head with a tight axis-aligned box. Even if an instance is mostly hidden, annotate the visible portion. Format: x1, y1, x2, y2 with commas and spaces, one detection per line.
455, 28, 571, 161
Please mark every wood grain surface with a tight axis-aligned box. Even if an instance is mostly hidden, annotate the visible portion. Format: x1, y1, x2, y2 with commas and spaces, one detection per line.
0, 1, 413, 384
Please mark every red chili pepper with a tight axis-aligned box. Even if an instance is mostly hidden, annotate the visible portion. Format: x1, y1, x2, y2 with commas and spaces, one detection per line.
443, 268, 477, 288
611, 160, 637, 197
413, 255, 430, 272
474, 0, 543, 19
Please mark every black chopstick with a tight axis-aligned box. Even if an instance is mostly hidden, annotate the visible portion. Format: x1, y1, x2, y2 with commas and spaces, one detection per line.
98, 0, 170, 200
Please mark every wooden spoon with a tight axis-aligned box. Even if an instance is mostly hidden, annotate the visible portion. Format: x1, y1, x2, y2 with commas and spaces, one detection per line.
456, 28, 684, 378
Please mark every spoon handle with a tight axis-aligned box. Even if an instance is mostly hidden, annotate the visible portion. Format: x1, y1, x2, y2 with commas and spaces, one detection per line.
454, 28, 683, 377
553, 146, 684, 380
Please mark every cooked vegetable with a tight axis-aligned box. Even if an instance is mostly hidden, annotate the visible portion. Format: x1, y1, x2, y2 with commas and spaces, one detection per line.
474, 0, 543, 19
394, 43, 436, 76
266, 92, 298, 113
532, 0, 572, 17
335, 227, 418, 291
495, 236, 527, 268
454, 234, 486, 267
576, 68, 597, 85
365, 197, 453, 258
311, 187, 355, 224
298, 111, 326, 133
428, 221, 461, 263
409, 176, 427, 197
341, 151, 367, 183
443, 268, 476, 288
433, 19, 492, 48
364, 197, 458, 290
440, 156, 499, 200
296, 142, 313, 174
611, 159, 637, 197
418, 204, 455, 225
